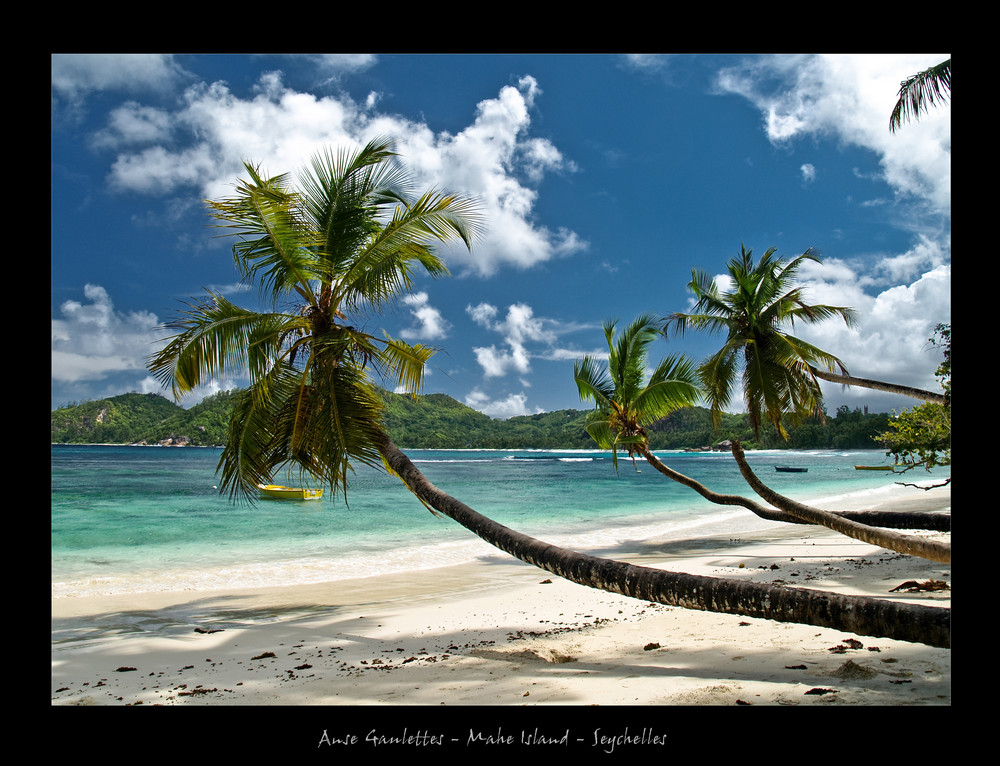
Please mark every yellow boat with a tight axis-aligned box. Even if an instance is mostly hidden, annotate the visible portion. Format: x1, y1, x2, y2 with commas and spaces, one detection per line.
257, 484, 324, 500
854, 465, 895, 471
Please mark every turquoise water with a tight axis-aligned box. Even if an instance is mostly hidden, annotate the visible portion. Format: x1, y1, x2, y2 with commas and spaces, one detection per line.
51, 445, 948, 598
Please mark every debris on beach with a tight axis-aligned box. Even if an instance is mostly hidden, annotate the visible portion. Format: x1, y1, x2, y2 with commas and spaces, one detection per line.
831, 659, 877, 679
889, 579, 950, 593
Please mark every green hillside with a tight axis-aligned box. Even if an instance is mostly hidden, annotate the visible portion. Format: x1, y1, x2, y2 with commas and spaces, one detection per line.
51, 389, 892, 451
51, 390, 240, 446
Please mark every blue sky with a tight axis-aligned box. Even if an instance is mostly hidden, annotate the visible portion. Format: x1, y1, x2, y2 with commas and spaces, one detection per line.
52, 53, 951, 419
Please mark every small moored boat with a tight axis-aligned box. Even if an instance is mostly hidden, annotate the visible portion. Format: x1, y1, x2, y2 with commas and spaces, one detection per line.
854, 465, 895, 471
774, 466, 807, 473
257, 484, 324, 500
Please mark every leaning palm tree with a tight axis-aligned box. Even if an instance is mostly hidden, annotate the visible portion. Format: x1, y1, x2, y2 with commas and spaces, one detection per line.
573, 314, 702, 471
149, 137, 484, 501
574, 315, 949, 564
149, 147, 948, 647
665, 245, 857, 441
889, 58, 951, 134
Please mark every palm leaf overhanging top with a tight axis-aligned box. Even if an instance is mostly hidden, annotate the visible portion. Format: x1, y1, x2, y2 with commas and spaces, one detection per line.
889, 58, 951, 134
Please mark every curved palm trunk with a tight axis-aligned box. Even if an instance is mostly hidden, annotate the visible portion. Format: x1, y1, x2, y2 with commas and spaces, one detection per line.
635, 445, 950, 563
376, 434, 949, 648
622, 443, 948, 532
809, 367, 945, 404
728, 441, 950, 562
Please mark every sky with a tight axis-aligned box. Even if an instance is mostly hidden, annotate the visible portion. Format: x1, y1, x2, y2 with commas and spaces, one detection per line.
51, 53, 951, 420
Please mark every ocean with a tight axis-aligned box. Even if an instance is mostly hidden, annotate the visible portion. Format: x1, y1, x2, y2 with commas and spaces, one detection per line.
51, 444, 949, 599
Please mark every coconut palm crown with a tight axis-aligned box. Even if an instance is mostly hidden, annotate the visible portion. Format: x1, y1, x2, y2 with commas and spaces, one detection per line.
665, 245, 857, 440
148, 138, 483, 501
574, 314, 701, 470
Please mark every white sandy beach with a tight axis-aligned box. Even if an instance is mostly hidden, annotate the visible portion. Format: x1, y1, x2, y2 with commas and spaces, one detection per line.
52, 484, 951, 723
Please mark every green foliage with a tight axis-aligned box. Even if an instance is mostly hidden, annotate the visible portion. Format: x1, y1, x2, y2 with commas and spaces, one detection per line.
930, 322, 951, 406
379, 390, 495, 448
153, 389, 244, 445
51, 390, 239, 446
881, 402, 951, 469
146, 138, 483, 501
574, 314, 701, 468
666, 244, 856, 440
52, 388, 896, 452
51, 393, 184, 444
876, 323, 951, 469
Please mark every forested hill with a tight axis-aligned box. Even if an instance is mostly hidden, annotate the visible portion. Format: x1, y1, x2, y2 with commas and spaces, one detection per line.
51, 389, 893, 451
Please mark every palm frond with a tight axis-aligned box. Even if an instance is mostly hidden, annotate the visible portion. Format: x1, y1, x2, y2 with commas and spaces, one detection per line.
151, 138, 484, 503
206, 165, 321, 307
147, 293, 299, 397
331, 191, 481, 314
889, 59, 951, 134
377, 333, 436, 395
634, 354, 702, 420
577, 315, 702, 458
574, 355, 615, 409
676, 244, 858, 439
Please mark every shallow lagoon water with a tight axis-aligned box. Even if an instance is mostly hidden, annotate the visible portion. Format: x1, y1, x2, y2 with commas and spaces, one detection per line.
52, 444, 947, 597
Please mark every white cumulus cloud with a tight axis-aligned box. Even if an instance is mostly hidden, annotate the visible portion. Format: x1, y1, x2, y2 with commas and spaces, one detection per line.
399, 292, 451, 341
52, 284, 160, 383
465, 389, 538, 419
85, 68, 584, 277
717, 54, 951, 215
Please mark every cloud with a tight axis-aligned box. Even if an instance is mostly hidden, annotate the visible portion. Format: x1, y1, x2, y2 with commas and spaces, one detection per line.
52, 54, 189, 97
301, 54, 377, 78
51, 54, 191, 122
795, 258, 951, 401
800, 163, 816, 183
51, 284, 244, 407
87, 69, 585, 277
716, 54, 950, 214
464, 389, 538, 419
52, 284, 161, 383
466, 301, 558, 378
89, 102, 176, 149
399, 292, 451, 341
466, 300, 600, 379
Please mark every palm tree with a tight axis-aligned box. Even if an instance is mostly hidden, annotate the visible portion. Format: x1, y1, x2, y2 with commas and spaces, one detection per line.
665, 245, 858, 440
573, 314, 702, 471
379, 435, 949, 647
149, 147, 948, 647
148, 137, 484, 501
573, 314, 949, 564
889, 58, 951, 134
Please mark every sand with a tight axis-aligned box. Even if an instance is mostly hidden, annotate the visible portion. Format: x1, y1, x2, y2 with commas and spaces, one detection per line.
51, 485, 951, 748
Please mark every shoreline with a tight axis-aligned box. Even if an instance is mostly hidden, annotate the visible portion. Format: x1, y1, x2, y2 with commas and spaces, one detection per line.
52, 486, 950, 711
52, 470, 947, 600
